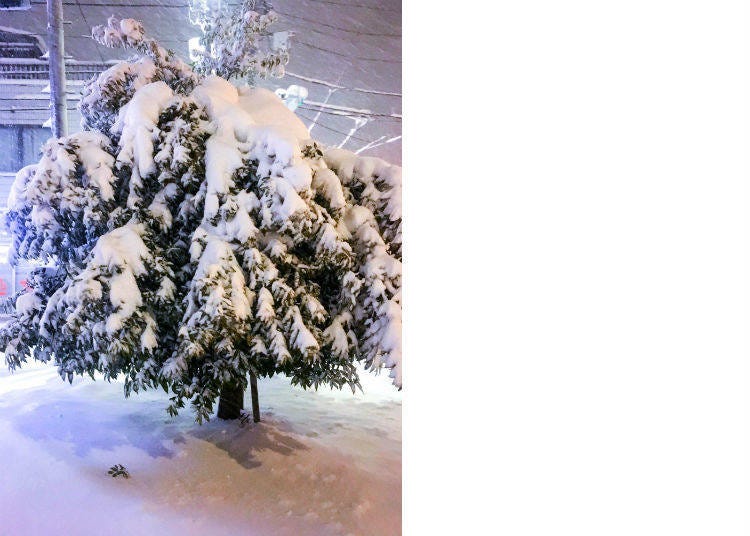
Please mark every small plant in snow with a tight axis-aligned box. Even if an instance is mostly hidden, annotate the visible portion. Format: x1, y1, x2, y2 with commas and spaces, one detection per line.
238, 411, 252, 427
108, 464, 130, 478
0, 18, 401, 424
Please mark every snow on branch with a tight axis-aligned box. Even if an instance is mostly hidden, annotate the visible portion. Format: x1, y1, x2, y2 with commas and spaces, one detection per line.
0, 17, 402, 422
189, 0, 290, 82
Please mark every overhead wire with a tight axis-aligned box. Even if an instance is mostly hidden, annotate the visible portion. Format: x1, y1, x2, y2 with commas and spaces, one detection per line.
20, 0, 402, 148
284, 71, 401, 97
298, 103, 400, 119
74, 0, 106, 62
33, 1, 189, 6
294, 38, 399, 63
31, 1, 400, 61
295, 0, 399, 13
276, 21, 399, 43
273, 9, 400, 37
295, 110, 375, 144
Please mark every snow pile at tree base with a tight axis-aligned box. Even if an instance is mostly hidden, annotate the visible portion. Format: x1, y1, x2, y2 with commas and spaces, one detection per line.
0, 361, 401, 536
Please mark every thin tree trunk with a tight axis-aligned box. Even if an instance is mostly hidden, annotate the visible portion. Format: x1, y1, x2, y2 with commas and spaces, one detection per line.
217, 382, 244, 420
249, 371, 260, 423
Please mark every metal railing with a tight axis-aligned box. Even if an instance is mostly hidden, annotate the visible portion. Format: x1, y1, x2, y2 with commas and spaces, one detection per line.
0, 58, 118, 81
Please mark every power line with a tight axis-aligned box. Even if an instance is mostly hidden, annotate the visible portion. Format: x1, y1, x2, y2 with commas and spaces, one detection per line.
299, 103, 401, 120
33, 0, 399, 10
285, 71, 401, 97
300, 0, 400, 13
294, 39, 399, 63
275, 9, 400, 37
29, 1, 401, 52
74, 35, 186, 42
32, 0, 398, 16
32, 1, 189, 6
0, 108, 78, 111
0, 103, 400, 121
74, 0, 105, 61
276, 21, 399, 43
295, 110, 375, 144
32, 0, 400, 17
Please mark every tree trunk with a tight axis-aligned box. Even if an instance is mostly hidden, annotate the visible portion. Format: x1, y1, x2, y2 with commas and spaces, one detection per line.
217, 382, 244, 420
249, 371, 260, 423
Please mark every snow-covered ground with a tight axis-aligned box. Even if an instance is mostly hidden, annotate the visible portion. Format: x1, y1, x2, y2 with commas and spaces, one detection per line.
0, 360, 401, 535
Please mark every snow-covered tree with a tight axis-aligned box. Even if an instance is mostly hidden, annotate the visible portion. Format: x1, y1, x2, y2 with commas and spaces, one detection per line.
0, 17, 401, 423
189, 0, 290, 83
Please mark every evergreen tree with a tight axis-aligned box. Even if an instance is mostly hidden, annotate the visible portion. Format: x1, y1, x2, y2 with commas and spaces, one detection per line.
0, 17, 401, 423
188, 0, 290, 83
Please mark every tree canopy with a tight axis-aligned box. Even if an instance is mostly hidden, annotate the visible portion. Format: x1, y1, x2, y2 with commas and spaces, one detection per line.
0, 17, 402, 423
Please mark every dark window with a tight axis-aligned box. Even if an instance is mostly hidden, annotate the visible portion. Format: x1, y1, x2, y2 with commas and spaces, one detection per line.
0, 29, 43, 58
0, 0, 31, 10
0, 125, 51, 172
21, 126, 50, 166
0, 126, 22, 172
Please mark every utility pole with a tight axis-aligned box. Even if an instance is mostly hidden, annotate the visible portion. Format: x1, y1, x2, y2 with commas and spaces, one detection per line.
46, 0, 68, 138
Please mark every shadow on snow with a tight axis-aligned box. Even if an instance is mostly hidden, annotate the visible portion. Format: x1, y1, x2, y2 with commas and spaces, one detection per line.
7, 385, 308, 470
